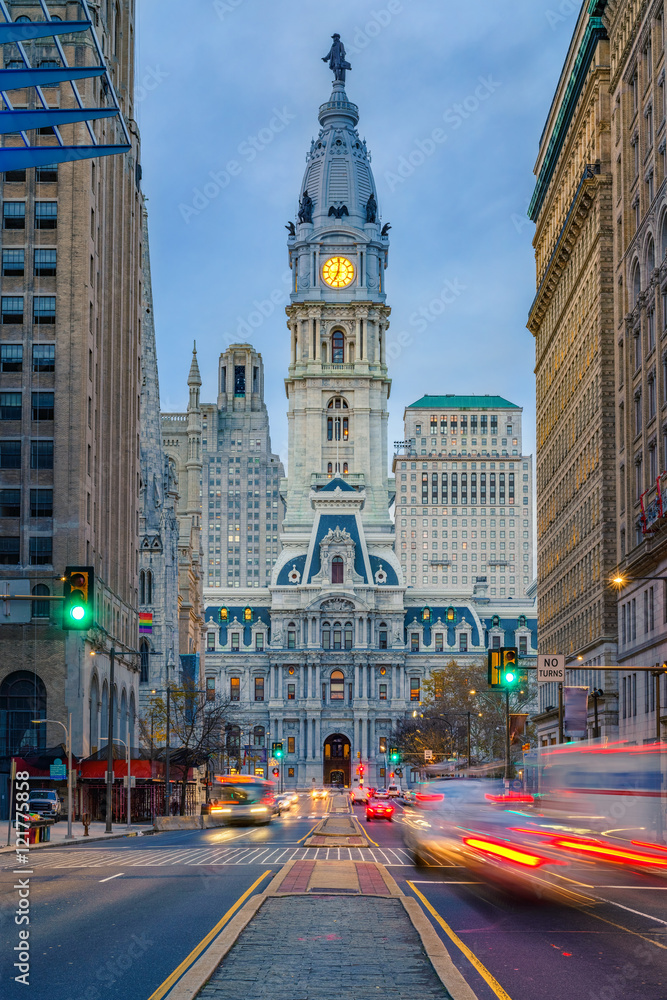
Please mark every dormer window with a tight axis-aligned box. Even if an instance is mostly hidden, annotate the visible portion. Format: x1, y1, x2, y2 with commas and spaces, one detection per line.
332, 555, 344, 583
446, 607, 456, 623
244, 607, 252, 621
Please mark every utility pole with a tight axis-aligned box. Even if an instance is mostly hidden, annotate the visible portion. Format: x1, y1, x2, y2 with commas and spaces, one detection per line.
558, 681, 564, 744
504, 689, 511, 781
105, 647, 115, 834
165, 684, 171, 816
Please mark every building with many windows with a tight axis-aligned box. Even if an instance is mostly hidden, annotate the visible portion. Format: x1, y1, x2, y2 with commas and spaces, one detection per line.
393, 395, 534, 597
200, 344, 284, 590
200, 52, 538, 788
0, 1, 143, 815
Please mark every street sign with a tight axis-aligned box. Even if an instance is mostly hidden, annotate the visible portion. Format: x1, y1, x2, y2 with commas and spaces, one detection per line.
424, 749, 433, 761
537, 654, 565, 683
268, 757, 278, 766
49, 758, 66, 779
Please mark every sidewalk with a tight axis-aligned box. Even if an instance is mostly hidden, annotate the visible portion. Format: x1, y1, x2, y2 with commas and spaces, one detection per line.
166, 860, 479, 1000
0, 820, 153, 852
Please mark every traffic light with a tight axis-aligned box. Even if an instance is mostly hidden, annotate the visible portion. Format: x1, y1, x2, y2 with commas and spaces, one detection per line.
272, 742, 284, 760
62, 566, 94, 630
501, 647, 519, 687
389, 747, 400, 763
488, 647, 519, 688
389, 772, 395, 779
272, 768, 279, 777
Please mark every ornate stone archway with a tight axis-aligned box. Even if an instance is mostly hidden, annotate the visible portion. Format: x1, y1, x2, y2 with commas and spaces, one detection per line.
323, 732, 351, 786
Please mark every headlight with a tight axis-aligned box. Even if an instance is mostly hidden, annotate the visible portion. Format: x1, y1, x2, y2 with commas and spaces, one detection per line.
250, 806, 268, 813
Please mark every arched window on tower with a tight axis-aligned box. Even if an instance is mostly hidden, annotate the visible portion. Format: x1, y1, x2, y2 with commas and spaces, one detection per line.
331, 556, 344, 584
330, 670, 345, 700
343, 462, 348, 475
322, 621, 331, 649
146, 571, 153, 605
327, 462, 333, 477
0, 671, 47, 756
139, 571, 145, 605
139, 639, 150, 683
332, 331, 344, 363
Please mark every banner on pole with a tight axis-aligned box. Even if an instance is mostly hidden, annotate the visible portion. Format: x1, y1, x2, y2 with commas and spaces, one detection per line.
564, 686, 588, 736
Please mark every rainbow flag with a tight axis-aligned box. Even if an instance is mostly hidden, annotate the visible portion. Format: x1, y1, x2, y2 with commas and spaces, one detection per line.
139, 612, 153, 634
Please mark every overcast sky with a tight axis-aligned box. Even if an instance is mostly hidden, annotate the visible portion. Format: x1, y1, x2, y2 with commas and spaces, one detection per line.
135, 0, 577, 470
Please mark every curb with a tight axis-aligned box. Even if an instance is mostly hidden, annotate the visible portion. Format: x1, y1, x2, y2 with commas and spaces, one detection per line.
0, 828, 152, 853
401, 895, 480, 1000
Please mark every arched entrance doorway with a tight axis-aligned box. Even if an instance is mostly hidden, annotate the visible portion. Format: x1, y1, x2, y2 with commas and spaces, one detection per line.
323, 733, 351, 787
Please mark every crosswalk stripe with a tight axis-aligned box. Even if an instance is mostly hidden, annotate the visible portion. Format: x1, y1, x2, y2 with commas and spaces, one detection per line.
1, 844, 432, 868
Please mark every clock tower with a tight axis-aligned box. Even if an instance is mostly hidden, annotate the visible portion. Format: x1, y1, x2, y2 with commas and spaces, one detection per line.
283, 72, 392, 531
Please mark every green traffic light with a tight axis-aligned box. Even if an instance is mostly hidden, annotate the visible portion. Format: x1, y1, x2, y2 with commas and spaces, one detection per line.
70, 605, 86, 621
505, 671, 515, 684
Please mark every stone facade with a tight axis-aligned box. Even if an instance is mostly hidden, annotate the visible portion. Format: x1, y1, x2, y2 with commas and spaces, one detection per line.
394, 395, 534, 598
137, 210, 180, 718
527, 3, 620, 744
200, 70, 538, 789
605, 0, 667, 740
0, 0, 143, 814
160, 350, 206, 673
201, 344, 284, 590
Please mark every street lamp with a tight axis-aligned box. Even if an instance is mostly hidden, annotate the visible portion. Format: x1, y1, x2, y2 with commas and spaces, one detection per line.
98, 737, 132, 832
32, 716, 73, 840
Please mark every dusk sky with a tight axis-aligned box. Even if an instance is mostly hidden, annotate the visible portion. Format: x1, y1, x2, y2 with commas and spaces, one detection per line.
135, 0, 577, 469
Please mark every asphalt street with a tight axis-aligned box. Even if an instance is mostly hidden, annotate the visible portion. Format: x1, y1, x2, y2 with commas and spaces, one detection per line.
0, 794, 665, 1000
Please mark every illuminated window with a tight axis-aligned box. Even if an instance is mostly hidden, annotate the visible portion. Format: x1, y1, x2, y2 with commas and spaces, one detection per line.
287, 736, 295, 754
254, 677, 264, 701
220, 607, 228, 622
410, 677, 421, 701
332, 330, 344, 362
330, 670, 345, 700
244, 607, 252, 621
421, 607, 431, 623
446, 607, 456, 623
230, 677, 240, 701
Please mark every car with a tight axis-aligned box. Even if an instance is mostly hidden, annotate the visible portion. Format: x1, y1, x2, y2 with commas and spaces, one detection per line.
373, 788, 389, 799
311, 788, 327, 800
209, 779, 274, 825
350, 786, 369, 804
402, 789, 416, 805
274, 793, 294, 815
28, 789, 61, 821
366, 799, 395, 822
386, 784, 401, 797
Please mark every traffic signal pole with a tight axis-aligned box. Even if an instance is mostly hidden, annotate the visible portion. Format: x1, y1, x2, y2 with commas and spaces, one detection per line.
105, 647, 115, 833
505, 690, 511, 781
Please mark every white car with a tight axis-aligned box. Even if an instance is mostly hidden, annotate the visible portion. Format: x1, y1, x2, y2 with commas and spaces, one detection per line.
350, 786, 369, 803
386, 784, 401, 798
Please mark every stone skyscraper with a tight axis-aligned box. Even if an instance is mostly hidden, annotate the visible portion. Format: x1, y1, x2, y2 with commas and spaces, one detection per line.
0, 0, 143, 801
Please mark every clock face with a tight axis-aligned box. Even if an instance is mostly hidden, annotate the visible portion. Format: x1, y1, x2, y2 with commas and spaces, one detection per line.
322, 256, 355, 288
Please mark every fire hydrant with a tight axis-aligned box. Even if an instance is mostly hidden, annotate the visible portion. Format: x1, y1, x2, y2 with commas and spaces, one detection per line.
82, 813, 91, 837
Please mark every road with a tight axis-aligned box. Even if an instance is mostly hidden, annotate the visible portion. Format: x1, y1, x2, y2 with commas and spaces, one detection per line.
0, 794, 665, 1000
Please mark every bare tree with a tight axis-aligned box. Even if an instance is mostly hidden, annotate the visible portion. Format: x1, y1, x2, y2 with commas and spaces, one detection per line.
139, 690, 232, 814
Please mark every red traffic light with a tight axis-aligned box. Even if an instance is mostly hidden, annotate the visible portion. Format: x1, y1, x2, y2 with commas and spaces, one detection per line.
390, 772, 395, 779
359, 765, 364, 774
272, 768, 279, 776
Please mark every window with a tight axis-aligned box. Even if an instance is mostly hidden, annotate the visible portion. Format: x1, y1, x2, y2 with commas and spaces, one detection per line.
330, 670, 345, 700
36, 163, 58, 183
34, 248, 57, 277
231, 633, 240, 651
287, 683, 295, 700
421, 606, 431, 623
287, 630, 296, 649
0, 442, 21, 469
4, 168, 26, 181
243, 607, 252, 621
344, 625, 353, 649
30, 489, 52, 518
226, 725, 241, 751
35, 202, 57, 230
0, 393, 21, 420
435, 633, 443, 652
32, 344, 55, 372
34, 297, 55, 324
2, 249, 24, 276
2, 297, 23, 324
322, 622, 331, 649
0, 489, 20, 518
254, 677, 264, 701
0, 538, 20, 565
230, 677, 240, 701
255, 632, 264, 651
31, 584, 50, 619
219, 607, 228, 622
459, 633, 468, 652
410, 677, 421, 701
332, 330, 344, 363
411, 633, 419, 652
32, 392, 54, 421
3, 203, 25, 229
287, 736, 295, 754
204, 676, 215, 701
331, 555, 343, 583
379, 630, 387, 649
29, 537, 51, 565
379, 683, 387, 700
519, 635, 527, 655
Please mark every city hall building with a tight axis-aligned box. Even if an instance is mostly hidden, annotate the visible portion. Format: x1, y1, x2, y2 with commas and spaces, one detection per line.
194, 64, 538, 788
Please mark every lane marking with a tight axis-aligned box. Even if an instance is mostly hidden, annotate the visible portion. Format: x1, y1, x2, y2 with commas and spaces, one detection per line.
99, 873, 124, 882
147, 869, 272, 1000
594, 897, 667, 926
295, 821, 320, 844
578, 906, 667, 951
410, 880, 481, 884
355, 815, 379, 847
407, 881, 514, 1000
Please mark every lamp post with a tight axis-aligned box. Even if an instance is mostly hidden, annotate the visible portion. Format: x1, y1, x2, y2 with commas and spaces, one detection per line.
32, 716, 72, 839
98, 737, 132, 832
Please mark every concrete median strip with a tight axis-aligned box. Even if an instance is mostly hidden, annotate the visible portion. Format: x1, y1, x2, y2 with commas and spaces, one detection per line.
159, 858, 481, 1000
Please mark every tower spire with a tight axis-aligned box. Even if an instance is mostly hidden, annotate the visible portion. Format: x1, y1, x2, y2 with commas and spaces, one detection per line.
188, 341, 201, 387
